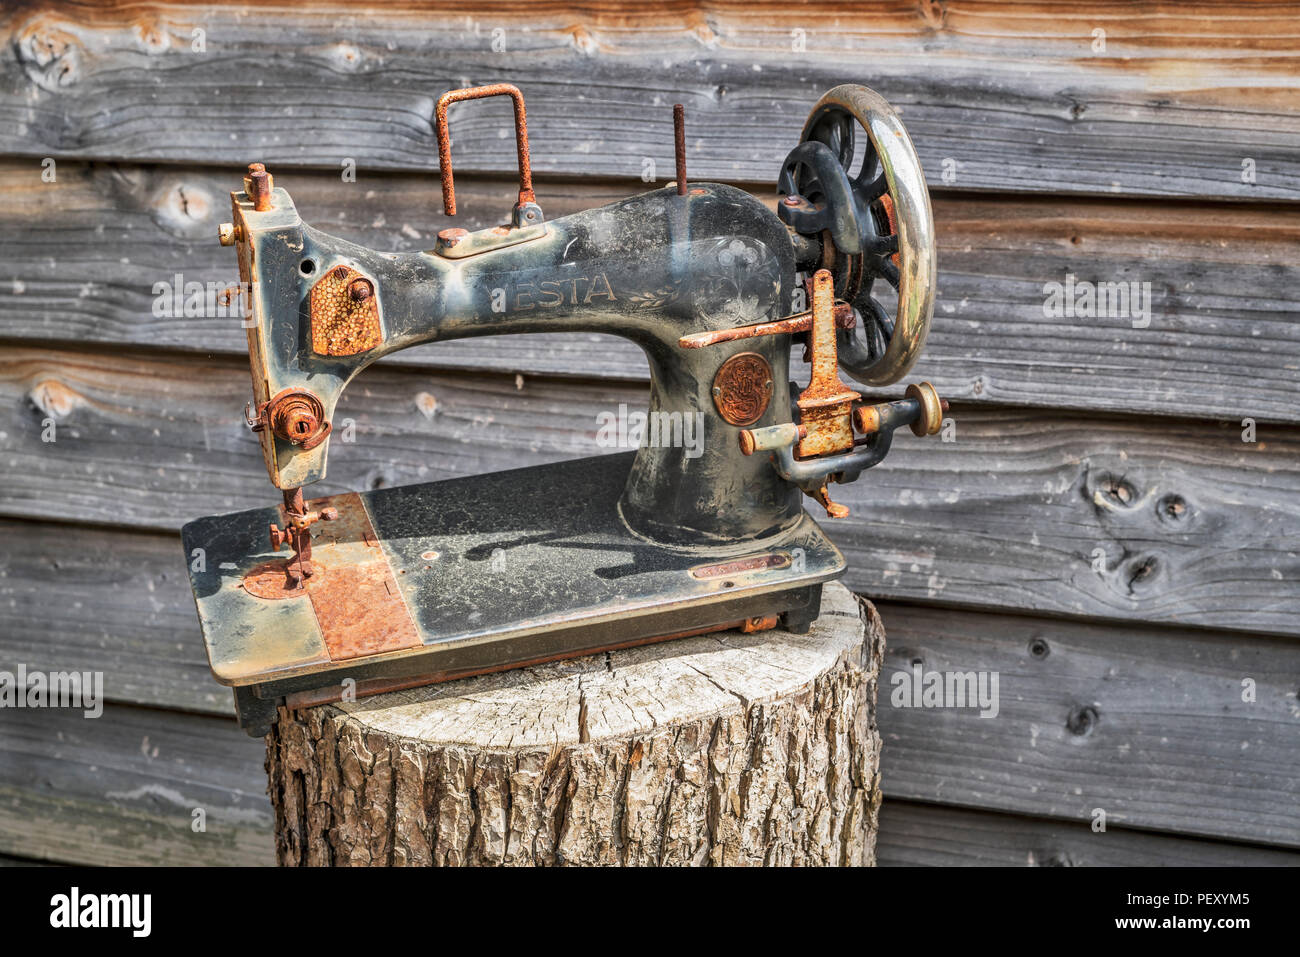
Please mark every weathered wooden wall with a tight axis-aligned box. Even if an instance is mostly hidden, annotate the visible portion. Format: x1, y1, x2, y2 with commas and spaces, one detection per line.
0, 0, 1296, 865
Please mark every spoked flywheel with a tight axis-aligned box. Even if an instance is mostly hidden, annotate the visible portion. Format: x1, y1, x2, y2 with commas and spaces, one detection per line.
777, 84, 935, 387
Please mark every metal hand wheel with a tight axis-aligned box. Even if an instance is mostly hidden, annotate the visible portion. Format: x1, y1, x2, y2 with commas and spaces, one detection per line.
778, 84, 935, 387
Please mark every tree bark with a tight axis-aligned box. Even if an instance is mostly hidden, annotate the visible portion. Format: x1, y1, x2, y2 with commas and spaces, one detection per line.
265, 582, 884, 866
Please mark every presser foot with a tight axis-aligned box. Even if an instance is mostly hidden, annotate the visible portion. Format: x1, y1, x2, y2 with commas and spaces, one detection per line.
267, 487, 337, 590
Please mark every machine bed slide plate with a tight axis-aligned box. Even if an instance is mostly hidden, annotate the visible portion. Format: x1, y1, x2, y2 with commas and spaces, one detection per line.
182, 452, 845, 705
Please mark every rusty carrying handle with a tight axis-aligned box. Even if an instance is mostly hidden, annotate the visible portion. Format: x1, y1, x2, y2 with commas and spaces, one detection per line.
435, 83, 538, 221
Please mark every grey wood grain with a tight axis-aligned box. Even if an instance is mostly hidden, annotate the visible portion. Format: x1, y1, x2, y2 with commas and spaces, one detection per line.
875, 601, 1300, 848
3, 2, 1298, 198
878, 801, 1300, 867
2, 345, 1295, 633
3, 433, 1299, 725
0, 519, 229, 715
3, 545, 1296, 857
0, 852, 61, 866
0, 701, 273, 865
3, 161, 1298, 421
0, 161, 652, 379
4, 0, 1296, 870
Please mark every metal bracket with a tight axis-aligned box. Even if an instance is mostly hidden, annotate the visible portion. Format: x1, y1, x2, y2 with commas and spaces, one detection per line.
683, 269, 946, 518
435, 83, 544, 228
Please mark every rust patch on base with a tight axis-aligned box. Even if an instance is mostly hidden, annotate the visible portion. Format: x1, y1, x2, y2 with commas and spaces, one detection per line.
242, 560, 313, 600
241, 492, 421, 662
308, 561, 422, 661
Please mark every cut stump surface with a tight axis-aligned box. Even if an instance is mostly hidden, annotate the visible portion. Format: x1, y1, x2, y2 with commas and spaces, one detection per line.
265, 581, 884, 866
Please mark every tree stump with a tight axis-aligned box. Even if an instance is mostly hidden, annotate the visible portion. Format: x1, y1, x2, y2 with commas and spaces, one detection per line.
265, 582, 884, 866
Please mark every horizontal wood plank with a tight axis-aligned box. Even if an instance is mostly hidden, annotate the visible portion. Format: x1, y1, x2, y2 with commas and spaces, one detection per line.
6, 0, 1298, 869
0, 701, 273, 865
0, 852, 58, 866
5, 542, 1297, 856
0, 519, 229, 715
3, 161, 1298, 422
878, 800, 1300, 866
875, 602, 1300, 847
3, 2, 1299, 198
0, 162, 653, 380
2, 346, 1297, 634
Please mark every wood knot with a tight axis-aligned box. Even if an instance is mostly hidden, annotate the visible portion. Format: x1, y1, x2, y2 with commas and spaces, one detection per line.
1065, 705, 1098, 737
152, 182, 214, 237
1125, 555, 1160, 592
1090, 472, 1138, 511
15, 16, 84, 92
328, 42, 365, 72
1156, 493, 1188, 524
27, 378, 81, 418
1038, 850, 1076, 867
919, 0, 946, 29
132, 20, 172, 55
570, 25, 596, 55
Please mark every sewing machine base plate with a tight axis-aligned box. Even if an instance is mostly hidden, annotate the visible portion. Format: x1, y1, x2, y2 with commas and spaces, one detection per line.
181, 452, 845, 735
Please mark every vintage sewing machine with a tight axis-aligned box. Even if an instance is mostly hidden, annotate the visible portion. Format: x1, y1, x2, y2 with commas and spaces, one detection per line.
182, 83, 944, 735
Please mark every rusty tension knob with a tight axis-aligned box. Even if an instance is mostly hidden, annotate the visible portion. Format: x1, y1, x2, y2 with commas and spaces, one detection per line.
248, 388, 332, 451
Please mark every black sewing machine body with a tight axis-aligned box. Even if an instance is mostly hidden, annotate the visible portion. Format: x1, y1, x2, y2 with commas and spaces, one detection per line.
244, 182, 805, 543
183, 83, 944, 734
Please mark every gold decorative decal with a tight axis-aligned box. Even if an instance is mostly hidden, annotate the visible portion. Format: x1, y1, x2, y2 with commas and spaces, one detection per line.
309, 264, 382, 356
